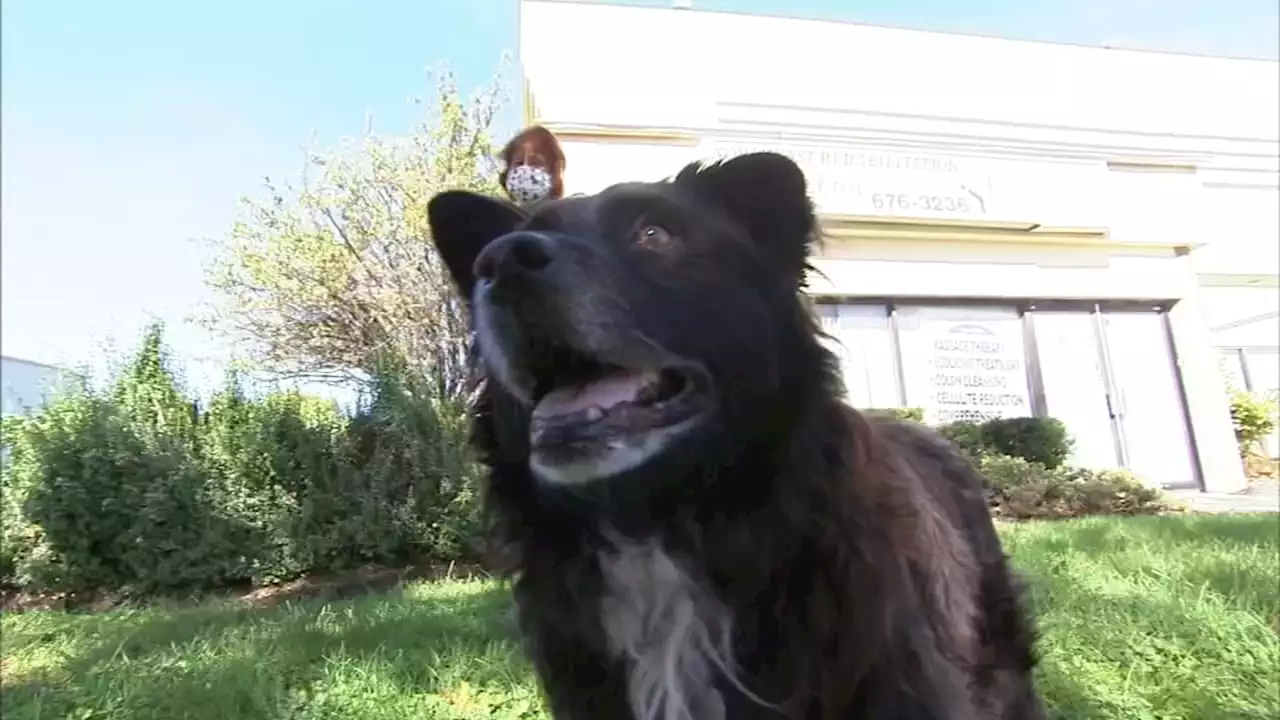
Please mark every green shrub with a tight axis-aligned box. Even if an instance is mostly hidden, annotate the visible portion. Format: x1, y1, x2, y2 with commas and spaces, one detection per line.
937, 416, 1074, 469
939, 421, 988, 460
5, 333, 246, 593
308, 362, 480, 575
1, 324, 485, 596
978, 454, 1175, 520
976, 453, 1048, 498
1230, 390, 1278, 457
1055, 467, 1177, 517
198, 379, 352, 584
1, 416, 37, 587
864, 407, 924, 423
978, 417, 1073, 469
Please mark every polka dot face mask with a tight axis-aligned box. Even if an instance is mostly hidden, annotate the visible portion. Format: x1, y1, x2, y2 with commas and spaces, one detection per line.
505, 164, 554, 205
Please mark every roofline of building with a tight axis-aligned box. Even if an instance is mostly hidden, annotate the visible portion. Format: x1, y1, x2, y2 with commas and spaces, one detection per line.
520, 0, 1280, 65
0, 355, 65, 372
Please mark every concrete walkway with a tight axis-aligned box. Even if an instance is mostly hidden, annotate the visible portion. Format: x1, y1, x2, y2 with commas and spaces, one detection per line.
1169, 480, 1280, 514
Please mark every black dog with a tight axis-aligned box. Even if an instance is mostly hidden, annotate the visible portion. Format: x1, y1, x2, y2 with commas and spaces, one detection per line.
427, 152, 1047, 719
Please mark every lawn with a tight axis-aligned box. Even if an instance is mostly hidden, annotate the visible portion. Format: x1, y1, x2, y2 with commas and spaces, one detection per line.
2, 515, 1277, 720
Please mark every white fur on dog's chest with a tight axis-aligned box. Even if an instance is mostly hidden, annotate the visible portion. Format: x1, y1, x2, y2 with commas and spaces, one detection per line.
597, 537, 735, 720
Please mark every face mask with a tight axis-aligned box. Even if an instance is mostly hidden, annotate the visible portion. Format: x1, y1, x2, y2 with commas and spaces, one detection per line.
505, 164, 553, 205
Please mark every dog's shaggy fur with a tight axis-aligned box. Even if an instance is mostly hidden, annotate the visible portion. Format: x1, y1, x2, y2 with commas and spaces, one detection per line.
427, 152, 1047, 719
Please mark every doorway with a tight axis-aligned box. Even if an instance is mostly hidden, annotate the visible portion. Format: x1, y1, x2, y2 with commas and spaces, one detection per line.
1099, 310, 1199, 489
1031, 310, 1121, 470
1030, 303, 1199, 489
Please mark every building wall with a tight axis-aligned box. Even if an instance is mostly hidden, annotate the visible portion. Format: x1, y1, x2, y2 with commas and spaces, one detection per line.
2, 356, 72, 416
1204, 281, 1280, 457
523, 1, 1277, 251
520, 0, 1278, 492
521, 3, 1279, 137
1199, 284, 1280, 349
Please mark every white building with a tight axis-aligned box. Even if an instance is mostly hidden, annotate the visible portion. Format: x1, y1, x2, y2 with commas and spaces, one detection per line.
517, 0, 1280, 493
2, 355, 74, 417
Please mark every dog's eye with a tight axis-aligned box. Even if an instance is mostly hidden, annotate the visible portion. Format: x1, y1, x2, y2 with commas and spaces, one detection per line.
634, 224, 675, 252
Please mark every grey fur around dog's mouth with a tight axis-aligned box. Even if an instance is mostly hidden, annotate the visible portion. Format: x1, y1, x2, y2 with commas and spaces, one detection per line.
528, 364, 711, 453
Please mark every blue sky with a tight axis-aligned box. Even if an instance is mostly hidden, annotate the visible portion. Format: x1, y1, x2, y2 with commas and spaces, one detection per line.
3, 0, 1277, 396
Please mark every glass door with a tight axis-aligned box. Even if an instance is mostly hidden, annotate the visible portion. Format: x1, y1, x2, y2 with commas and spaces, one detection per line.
1101, 311, 1198, 489
1031, 310, 1121, 469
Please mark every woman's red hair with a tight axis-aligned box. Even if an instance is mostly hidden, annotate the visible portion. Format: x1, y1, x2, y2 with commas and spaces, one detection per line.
499, 125, 566, 201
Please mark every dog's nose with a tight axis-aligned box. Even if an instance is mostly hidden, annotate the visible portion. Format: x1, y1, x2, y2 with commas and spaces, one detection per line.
474, 231, 556, 284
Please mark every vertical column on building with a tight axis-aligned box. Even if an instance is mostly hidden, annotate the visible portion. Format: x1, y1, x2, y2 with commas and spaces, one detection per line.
1167, 280, 1248, 493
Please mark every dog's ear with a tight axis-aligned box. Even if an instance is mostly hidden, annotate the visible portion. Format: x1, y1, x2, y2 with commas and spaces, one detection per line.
427, 190, 528, 297
675, 152, 816, 283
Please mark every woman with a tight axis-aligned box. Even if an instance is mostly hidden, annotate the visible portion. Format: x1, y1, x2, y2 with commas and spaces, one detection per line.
499, 125, 566, 206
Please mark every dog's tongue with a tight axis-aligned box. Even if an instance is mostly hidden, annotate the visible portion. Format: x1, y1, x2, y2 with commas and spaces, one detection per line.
533, 371, 653, 420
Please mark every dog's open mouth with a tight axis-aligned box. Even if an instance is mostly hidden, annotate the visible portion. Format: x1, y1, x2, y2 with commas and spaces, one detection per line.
528, 347, 711, 453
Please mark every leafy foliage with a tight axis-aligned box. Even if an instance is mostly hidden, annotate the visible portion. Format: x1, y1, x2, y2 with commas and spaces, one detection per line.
0, 65, 518, 596
869, 410, 1072, 469
2, 324, 1179, 593
938, 421, 989, 460
979, 454, 1175, 520
5, 328, 239, 592
203, 63, 509, 398
977, 417, 1073, 470
1, 324, 483, 594
924, 413, 1166, 518
865, 407, 924, 422
937, 416, 1073, 469
1229, 389, 1278, 457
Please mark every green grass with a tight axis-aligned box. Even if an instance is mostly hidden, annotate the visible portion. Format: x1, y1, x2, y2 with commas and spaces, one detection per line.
3, 515, 1277, 720
1002, 514, 1280, 719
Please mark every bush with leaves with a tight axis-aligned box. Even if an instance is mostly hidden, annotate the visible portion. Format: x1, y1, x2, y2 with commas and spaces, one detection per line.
865, 407, 925, 423
203, 62, 509, 399
936, 416, 1074, 469
978, 417, 1073, 470
4, 63, 517, 596
4, 330, 244, 593
938, 421, 989, 460
1, 415, 39, 587
2, 324, 486, 595
198, 377, 350, 584
1229, 389, 1278, 458
978, 454, 1175, 520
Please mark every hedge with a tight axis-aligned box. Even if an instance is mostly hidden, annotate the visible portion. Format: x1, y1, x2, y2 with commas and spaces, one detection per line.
1230, 390, 1277, 458
870, 408, 1171, 518
867, 410, 1074, 470
0, 334, 1174, 598
865, 407, 925, 423
978, 454, 1175, 519
0, 325, 482, 595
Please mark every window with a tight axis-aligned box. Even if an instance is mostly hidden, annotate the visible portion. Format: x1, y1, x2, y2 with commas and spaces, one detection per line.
894, 304, 1032, 425
1100, 311, 1197, 487
1033, 310, 1119, 469
813, 298, 1206, 483
814, 303, 900, 410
